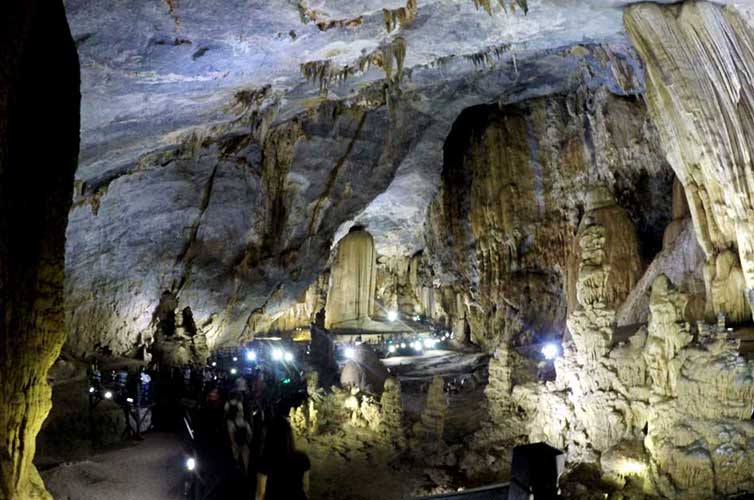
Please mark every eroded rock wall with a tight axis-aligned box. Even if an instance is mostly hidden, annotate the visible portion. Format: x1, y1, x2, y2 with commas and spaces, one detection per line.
65, 101, 431, 356
425, 88, 672, 351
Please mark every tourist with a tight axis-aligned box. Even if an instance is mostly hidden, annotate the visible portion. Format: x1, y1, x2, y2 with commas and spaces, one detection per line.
256, 417, 310, 500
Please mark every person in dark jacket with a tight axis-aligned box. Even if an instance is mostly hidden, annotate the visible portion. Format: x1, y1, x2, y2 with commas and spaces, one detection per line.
255, 417, 310, 500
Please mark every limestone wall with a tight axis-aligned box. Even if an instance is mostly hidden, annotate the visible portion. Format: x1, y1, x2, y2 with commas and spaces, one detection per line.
425, 88, 672, 351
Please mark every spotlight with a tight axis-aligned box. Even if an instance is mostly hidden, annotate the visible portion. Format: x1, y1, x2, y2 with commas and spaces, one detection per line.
413, 341, 423, 352
88, 387, 95, 394
246, 350, 257, 362
388, 345, 396, 353
541, 343, 559, 360
387, 310, 398, 322
344, 347, 356, 360
272, 348, 283, 361
230, 367, 238, 375
211, 361, 217, 367
400, 343, 406, 349
104, 391, 113, 400
186, 457, 196, 472
423, 338, 436, 349
126, 397, 134, 403
413, 315, 420, 321
232, 356, 238, 362
284, 351, 294, 362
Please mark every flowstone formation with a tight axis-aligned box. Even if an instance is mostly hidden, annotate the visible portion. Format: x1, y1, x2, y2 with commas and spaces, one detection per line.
425, 87, 673, 351
0, 1, 79, 498
325, 228, 378, 329
626, 0, 754, 324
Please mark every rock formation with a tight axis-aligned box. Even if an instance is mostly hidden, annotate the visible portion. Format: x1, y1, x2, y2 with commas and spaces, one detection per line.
0, 1, 79, 498
425, 88, 672, 351
379, 378, 406, 449
325, 228, 377, 329
626, 1, 754, 324
413, 376, 448, 446
499, 265, 754, 499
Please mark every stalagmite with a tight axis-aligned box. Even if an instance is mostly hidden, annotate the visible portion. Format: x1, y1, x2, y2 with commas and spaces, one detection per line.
0, 1, 80, 498
379, 378, 406, 449
325, 228, 377, 329
625, 1, 754, 322
413, 375, 447, 444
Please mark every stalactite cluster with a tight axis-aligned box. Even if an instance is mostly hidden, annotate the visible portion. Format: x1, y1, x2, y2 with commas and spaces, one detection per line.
296, 0, 363, 31
301, 37, 408, 95
465, 43, 512, 68
470, 0, 528, 16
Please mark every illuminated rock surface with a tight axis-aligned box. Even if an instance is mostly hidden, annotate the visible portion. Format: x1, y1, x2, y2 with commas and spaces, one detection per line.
13, 0, 754, 499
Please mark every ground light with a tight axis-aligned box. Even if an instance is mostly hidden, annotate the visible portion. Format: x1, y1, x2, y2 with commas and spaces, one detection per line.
542, 343, 560, 360
185, 457, 196, 471
387, 310, 398, 322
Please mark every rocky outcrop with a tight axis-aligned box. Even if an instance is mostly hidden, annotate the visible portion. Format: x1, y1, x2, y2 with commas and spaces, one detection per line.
625, 1, 754, 324
425, 88, 673, 351
0, 1, 79, 498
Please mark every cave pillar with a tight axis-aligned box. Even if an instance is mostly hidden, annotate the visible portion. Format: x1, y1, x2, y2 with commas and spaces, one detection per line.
625, 1, 754, 323
325, 228, 377, 329
568, 186, 642, 360
0, 1, 80, 499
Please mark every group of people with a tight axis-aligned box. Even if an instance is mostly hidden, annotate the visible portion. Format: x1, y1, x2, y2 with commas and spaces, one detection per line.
197, 363, 311, 500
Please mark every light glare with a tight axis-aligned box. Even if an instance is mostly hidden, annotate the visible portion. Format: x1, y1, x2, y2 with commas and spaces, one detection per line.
387, 310, 398, 322
542, 343, 559, 360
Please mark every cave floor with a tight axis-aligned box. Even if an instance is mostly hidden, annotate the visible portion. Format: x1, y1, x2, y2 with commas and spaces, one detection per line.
42, 432, 185, 500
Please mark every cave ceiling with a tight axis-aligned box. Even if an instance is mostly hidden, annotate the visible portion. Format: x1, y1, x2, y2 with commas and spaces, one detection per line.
67, 0, 746, 256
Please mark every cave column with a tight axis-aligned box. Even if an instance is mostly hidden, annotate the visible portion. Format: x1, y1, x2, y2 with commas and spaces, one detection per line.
325, 228, 377, 329
0, 1, 80, 499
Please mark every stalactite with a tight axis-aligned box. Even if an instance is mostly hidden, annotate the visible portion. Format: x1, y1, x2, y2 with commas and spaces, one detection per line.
383, 0, 418, 33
